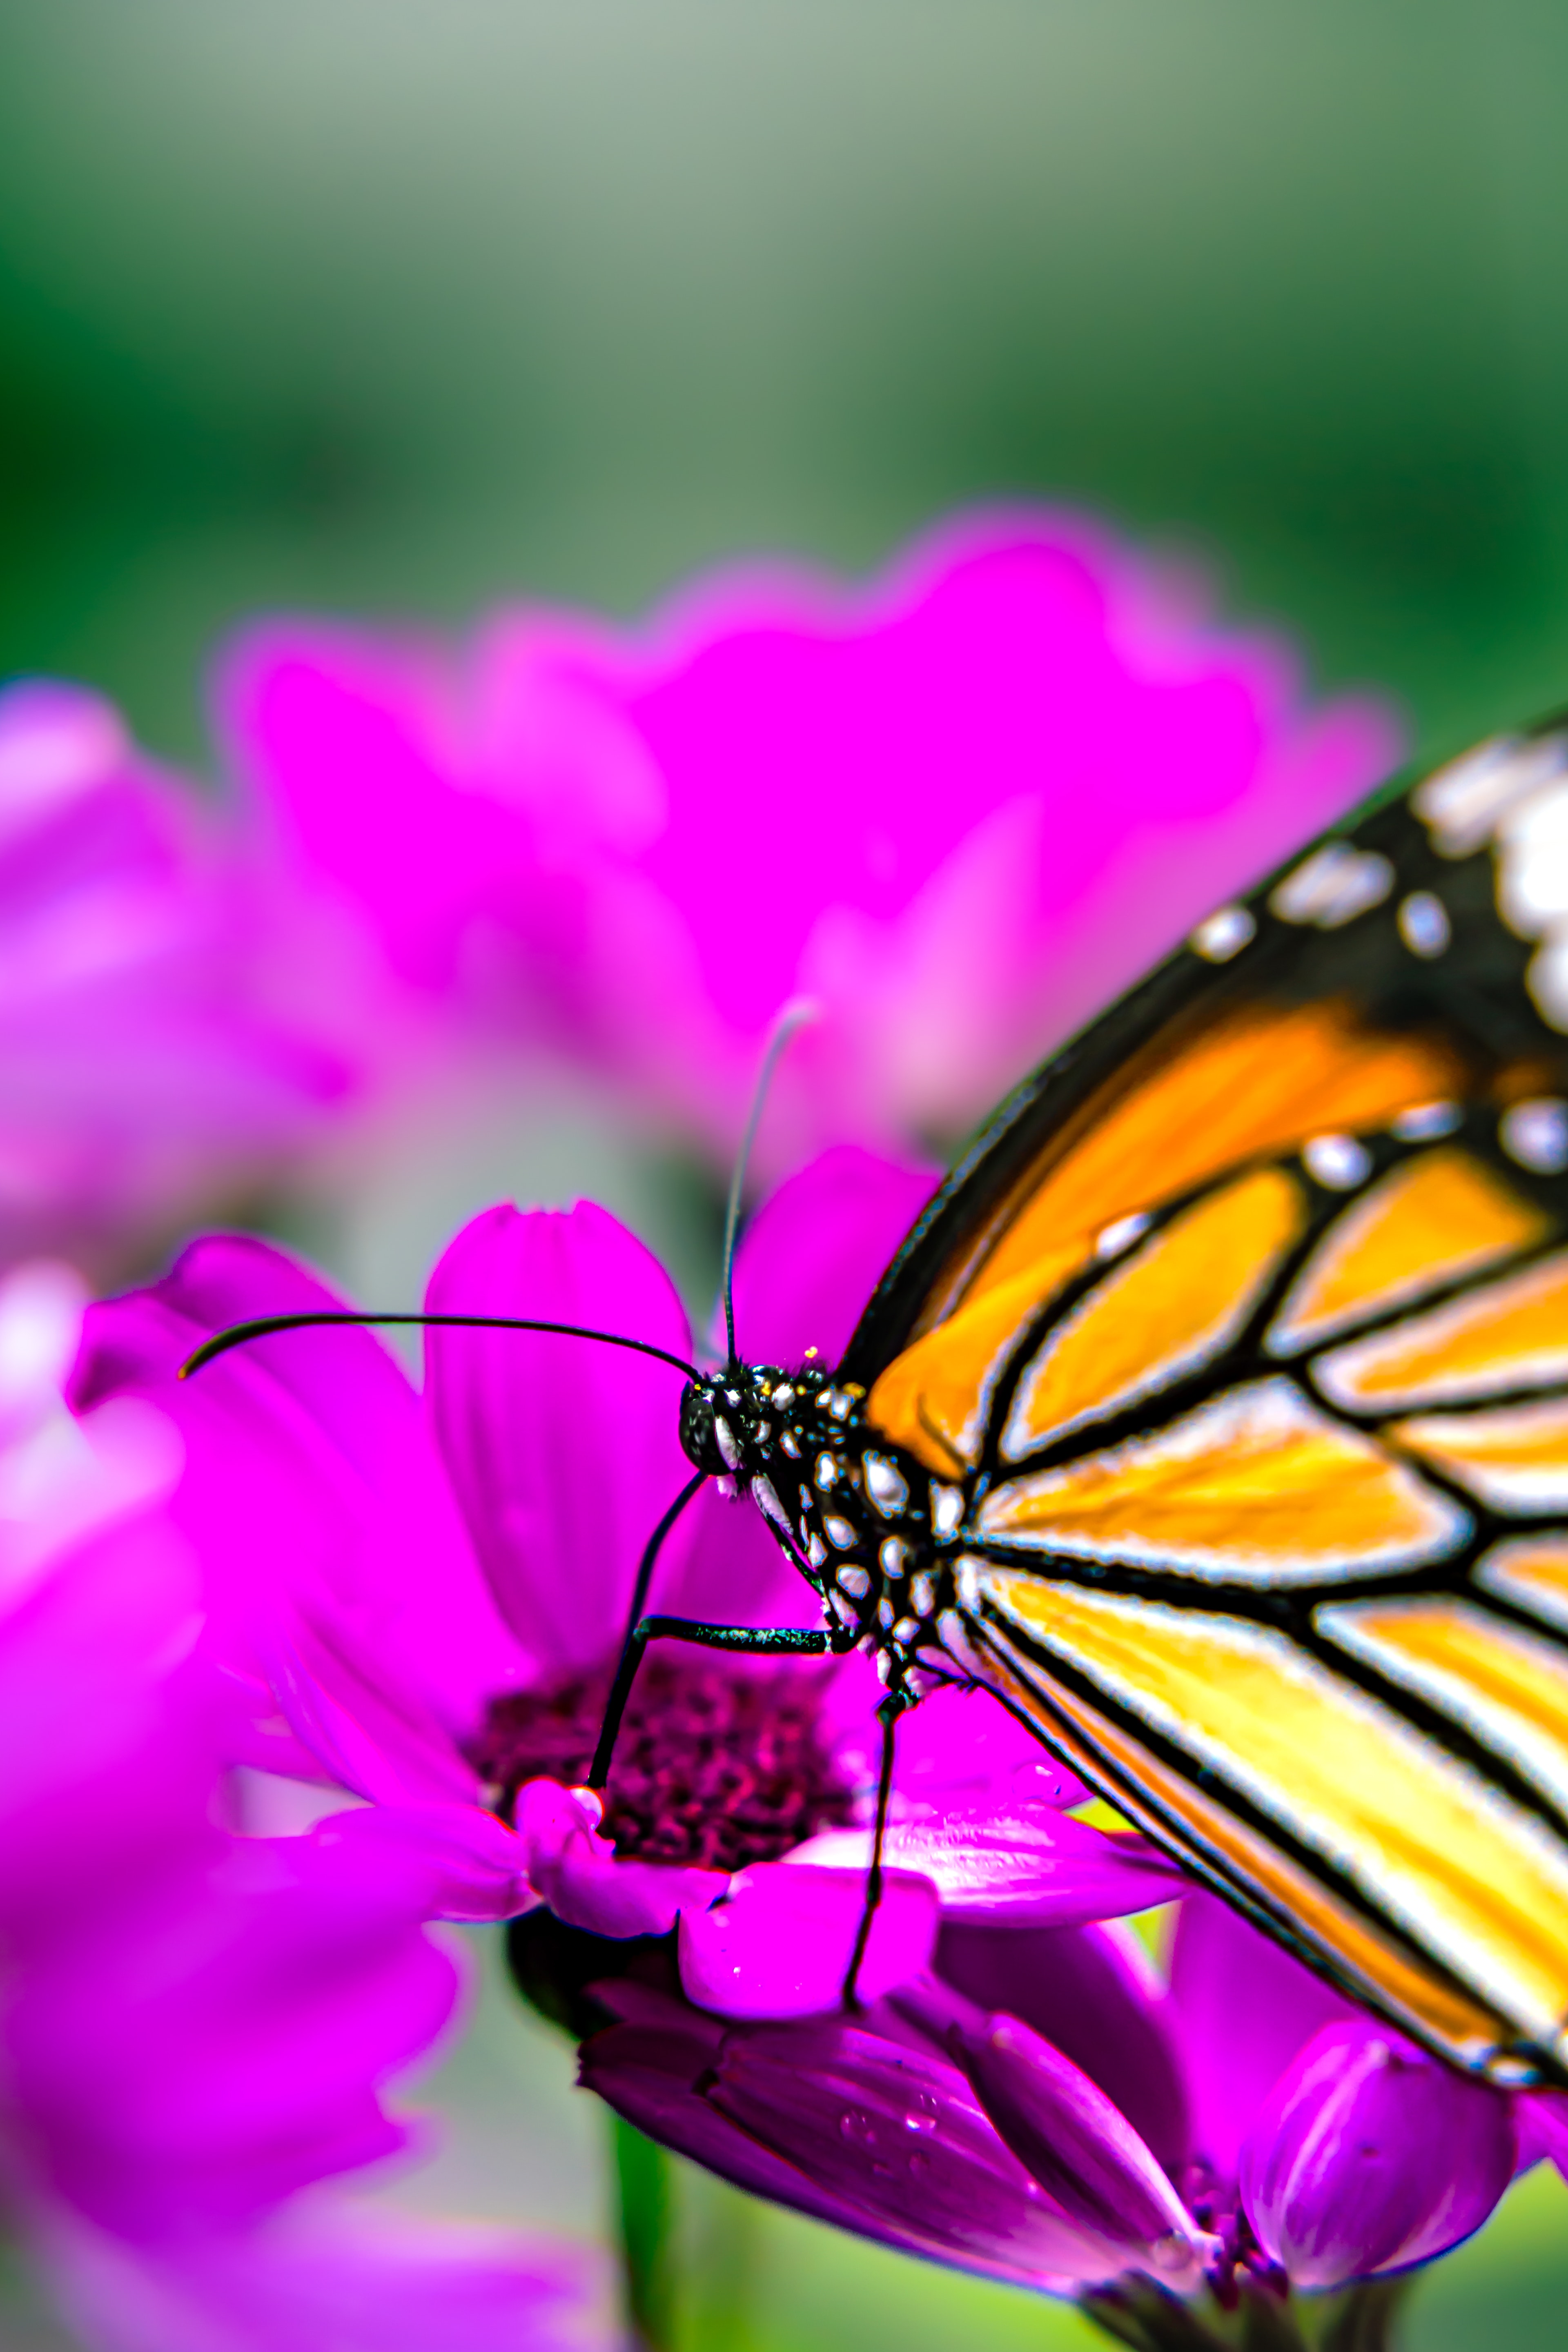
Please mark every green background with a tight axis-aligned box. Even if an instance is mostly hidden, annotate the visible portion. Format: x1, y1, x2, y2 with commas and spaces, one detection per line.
2, 4, 1567, 2344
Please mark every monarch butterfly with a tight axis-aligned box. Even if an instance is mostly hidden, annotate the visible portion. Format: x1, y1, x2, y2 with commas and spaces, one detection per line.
192, 713, 1568, 2087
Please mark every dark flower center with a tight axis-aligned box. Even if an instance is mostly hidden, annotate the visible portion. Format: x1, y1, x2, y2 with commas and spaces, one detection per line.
468, 1653, 858, 1872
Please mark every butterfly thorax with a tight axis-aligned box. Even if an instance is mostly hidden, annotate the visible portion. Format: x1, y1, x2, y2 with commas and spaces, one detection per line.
679, 1362, 971, 1697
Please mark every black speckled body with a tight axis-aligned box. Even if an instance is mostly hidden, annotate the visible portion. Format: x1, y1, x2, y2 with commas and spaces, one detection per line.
679, 1361, 973, 1702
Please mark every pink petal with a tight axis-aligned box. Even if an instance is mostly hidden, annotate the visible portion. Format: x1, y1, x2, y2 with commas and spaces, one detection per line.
890, 1681, 1088, 1811
37, 2197, 608, 2352
724, 1146, 937, 1367
73, 1236, 517, 1805
514, 1779, 722, 1940
678, 1861, 938, 2018
786, 1807, 1182, 1926
304, 1801, 534, 1924
906, 1979, 1201, 2278
1168, 1893, 1359, 2182
934, 1921, 1189, 2179
1241, 2020, 1516, 2287
0, 678, 349, 1268
424, 1202, 696, 1677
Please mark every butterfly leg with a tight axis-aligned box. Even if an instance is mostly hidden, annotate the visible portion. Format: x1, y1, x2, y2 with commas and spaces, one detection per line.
841, 1690, 913, 2010
586, 1613, 857, 1790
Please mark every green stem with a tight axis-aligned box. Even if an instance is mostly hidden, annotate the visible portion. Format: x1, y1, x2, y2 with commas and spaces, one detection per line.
1077, 2274, 1412, 2352
610, 2111, 679, 2352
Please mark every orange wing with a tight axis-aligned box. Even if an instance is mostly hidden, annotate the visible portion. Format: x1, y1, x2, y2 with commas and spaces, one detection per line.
833, 721, 1568, 2080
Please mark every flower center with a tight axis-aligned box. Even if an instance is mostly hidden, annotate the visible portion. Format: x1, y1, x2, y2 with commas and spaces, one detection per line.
469, 1653, 858, 1872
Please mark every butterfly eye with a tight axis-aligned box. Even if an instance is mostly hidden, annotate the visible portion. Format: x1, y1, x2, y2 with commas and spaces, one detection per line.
678, 1382, 728, 1475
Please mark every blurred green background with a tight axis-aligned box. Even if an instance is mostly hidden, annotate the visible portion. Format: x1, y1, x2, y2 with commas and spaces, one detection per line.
2, 3, 1567, 2345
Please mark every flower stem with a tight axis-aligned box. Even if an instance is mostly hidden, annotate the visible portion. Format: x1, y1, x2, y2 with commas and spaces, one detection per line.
1078, 2275, 1411, 2352
610, 2111, 680, 2352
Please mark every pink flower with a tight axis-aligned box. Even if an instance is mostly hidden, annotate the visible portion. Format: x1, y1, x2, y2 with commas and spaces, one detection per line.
575, 1889, 1525, 2325
70, 1157, 1546, 2333
0, 679, 351, 1275
0, 1267, 605, 2352
220, 511, 1401, 1176
71, 1147, 1180, 2020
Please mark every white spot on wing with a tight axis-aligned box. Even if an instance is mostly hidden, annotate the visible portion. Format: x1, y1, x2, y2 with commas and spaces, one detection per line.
1392, 1101, 1463, 1141
1303, 1134, 1373, 1190
1415, 732, 1568, 855
1398, 892, 1451, 957
1191, 905, 1256, 961
1271, 844, 1395, 929
1501, 1098, 1568, 1175
930, 1482, 964, 1538
863, 1452, 909, 1517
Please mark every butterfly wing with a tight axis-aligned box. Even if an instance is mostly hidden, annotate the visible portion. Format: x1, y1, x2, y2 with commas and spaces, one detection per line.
840, 716, 1568, 2080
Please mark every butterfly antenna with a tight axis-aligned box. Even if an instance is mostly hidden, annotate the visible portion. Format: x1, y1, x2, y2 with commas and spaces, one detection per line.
180, 1312, 702, 1382
719, 996, 819, 1367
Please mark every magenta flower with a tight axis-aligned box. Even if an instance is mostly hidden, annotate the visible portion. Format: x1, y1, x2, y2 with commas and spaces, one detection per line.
70, 1148, 1550, 2342
71, 1147, 1178, 2020
573, 1889, 1526, 2334
0, 1272, 604, 2352
0, 678, 351, 1274
220, 512, 1400, 1176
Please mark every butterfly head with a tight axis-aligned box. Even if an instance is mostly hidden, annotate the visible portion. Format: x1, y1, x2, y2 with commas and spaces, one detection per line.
678, 1362, 829, 1479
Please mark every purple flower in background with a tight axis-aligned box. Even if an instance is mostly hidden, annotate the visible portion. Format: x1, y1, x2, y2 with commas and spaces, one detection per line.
71, 1148, 1178, 2022
0, 679, 352, 1276
0, 1272, 606, 2352
220, 511, 1401, 1177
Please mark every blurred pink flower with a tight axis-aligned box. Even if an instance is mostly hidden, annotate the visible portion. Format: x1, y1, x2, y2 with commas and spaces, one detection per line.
0, 678, 351, 1274
0, 1265, 604, 2352
220, 511, 1401, 1178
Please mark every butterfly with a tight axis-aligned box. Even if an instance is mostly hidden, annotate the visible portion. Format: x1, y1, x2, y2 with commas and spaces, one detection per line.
191, 713, 1568, 2086
668, 713, 1568, 2089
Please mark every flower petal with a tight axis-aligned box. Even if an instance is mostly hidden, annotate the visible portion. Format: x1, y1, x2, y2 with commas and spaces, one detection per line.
934, 1920, 1189, 2177
1168, 1893, 1359, 2181
699, 2009, 1135, 2286
677, 1861, 937, 2018
8, 1822, 461, 2238
304, 1801, 535, 1924
425, 1202, 695, 1677
906, 1980, 1201, 2277
1240, 2019, 1517, 2287
514, 1780, 723, 1940
889, 1681, 1087, 1811
786, 1807, 1182, 1927
579, 1989, 993, 2271
73, 1235, 515, 1804
37, 2195, 609, 2352
724, 1147, 937, 1368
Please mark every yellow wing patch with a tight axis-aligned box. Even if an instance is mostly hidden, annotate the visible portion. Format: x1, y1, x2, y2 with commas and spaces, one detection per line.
971, 1619, 1518, 2071
1318, 1250, 1568, 1412
1395, 1398, 1568, 1513
1268, 1149, 1549, 1354
1001, 1168, 1304, 1459
975, 1377, 1468, 1581
1319, 1597, 1568, 1820
1477, 1538, 1568, 1633
976, 1572, 1568, 2047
